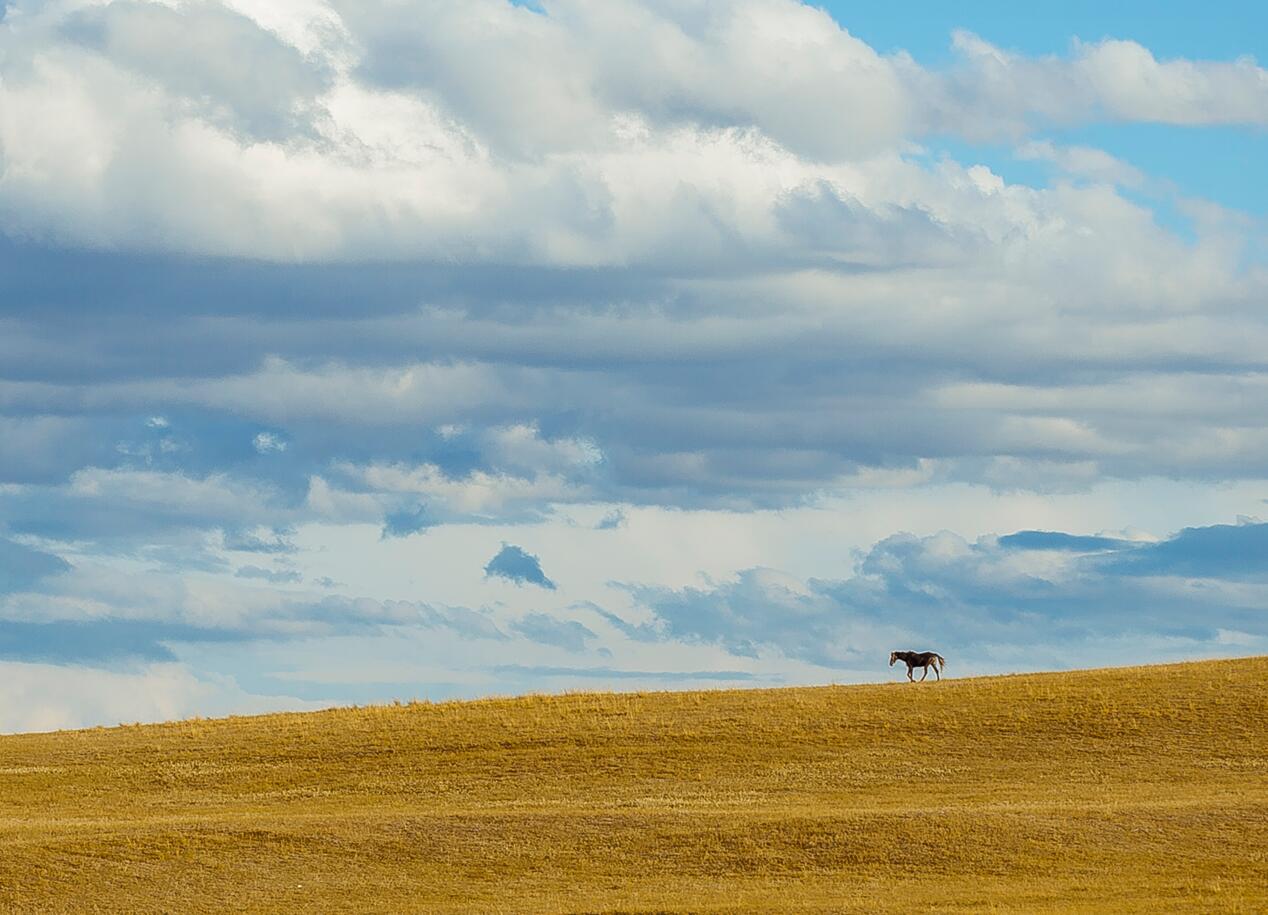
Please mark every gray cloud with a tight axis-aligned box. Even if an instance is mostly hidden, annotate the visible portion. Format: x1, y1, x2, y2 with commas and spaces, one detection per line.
484, 543, 557, 589
223, 527, 298, 554
0, 559, 508, 658
508, 612, 597, 652
998, 530, 1134, 552
596, 509, 626, 530
1097, 522, 1268, 580
0, 468, 300, 545
235, 565, 302, 584
4, 229, 1265, 515
60, 0, 332, 141
622, 519, 1268, 669
621, 569, 864, 666
587, 603, 662, 642
0, 618, 244, 665
380, 505, 433, 539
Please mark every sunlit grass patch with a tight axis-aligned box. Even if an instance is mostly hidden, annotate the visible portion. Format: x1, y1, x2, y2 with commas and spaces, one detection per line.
0, 657, 1265, 912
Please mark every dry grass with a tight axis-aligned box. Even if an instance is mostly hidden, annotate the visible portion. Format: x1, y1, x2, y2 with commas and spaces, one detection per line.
1, 657, 1265, 913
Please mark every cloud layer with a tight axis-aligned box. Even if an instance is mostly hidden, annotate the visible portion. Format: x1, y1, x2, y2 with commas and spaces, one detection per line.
620, 520, 1268, 670
0, 0, 1265, 729
3, 1, 1268, 260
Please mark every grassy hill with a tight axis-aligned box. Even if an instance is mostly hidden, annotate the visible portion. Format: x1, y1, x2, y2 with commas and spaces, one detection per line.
1, 658, 1265, 913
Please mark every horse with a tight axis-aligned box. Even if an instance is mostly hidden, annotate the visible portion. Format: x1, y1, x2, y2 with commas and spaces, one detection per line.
889, 650, 945, 682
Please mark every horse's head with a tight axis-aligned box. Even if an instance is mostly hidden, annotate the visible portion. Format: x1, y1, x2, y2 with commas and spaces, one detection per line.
888, 651, 898, 666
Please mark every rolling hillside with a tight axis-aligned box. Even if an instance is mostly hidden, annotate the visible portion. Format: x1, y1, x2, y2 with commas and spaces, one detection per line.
1, 657, 1265, 913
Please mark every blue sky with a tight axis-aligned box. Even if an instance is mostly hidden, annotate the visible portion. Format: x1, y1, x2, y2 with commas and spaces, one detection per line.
827, 1, 1268, 62
1, 0, 1267, 731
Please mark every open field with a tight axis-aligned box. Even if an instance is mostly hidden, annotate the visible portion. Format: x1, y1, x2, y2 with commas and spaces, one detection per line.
0, 658, 1265, 913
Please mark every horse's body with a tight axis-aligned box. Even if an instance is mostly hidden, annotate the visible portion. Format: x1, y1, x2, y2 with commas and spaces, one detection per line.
889, 650, 945, 681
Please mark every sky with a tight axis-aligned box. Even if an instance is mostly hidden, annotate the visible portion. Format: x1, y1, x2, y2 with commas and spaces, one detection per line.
2, 0, 1267, 732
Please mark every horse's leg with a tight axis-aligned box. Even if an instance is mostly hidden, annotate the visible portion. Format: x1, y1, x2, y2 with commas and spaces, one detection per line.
906, 665, 914, 682
933, 664, 940, 681
919, 665, 928, 681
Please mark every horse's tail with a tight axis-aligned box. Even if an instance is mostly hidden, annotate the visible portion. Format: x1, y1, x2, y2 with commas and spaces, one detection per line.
935, 654, 946, 671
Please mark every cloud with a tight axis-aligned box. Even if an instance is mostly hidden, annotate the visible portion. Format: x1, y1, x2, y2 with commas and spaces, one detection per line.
336, 429, 600, 525
484, 543, 557, 589
621, 519, 1268, 669
0, 618, 244, 665
939, 31, 1268, 137
1014, 140, 1146, 188
0, 659, 320, 733
414, 603, 506, 640
339, 0, 912, 160
252, 431, 288, 454
623, 568, 875, 666
234, 565, 302, 584
0, 468, 298, 543
167, 358, 535, 426
0, 7, 1265, 509
482, 424, 604, 476
0, 559, 507, 651
60, 0, 332, 141
1099, 521, 1268, 580
380, 504, 433, 539
222, 526, 298, 554
2, 3, 1266, 262
997, 530, 1134, 552
587, 603, 663, 642
508, 612, 596, 652
596, 508, 626, 530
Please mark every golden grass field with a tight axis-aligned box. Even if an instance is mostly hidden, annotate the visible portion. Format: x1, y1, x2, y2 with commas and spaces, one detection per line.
0, 657, 1265, 913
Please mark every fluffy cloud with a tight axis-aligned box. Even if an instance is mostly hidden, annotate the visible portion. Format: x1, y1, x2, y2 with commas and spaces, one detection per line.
342, 453, 590, 520
60, 0, 332, 141
0, 467, 299, 544
1014, 140, 1146, 188
619, 568, 881, 666
939, 31, 1268, 137
253, 431, 288, 454
2, 2, 1266, 261
0, 659, 320, 733
619, 520, 1268, 671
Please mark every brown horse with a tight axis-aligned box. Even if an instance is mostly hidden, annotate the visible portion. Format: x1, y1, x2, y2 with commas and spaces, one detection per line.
889, 650, 945, 682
